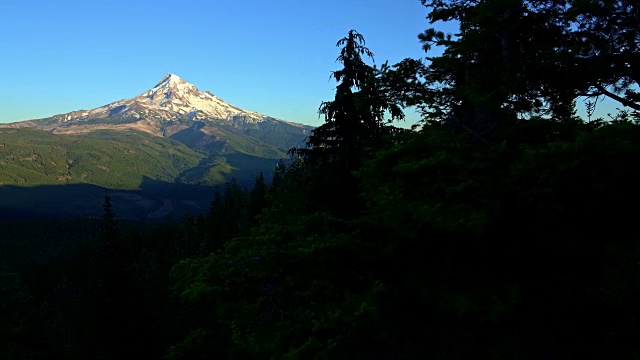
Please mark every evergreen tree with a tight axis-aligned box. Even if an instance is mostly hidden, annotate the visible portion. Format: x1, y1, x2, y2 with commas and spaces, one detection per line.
390, 0, 640, 135
270, 159, 287, 193
569, 0, 640, 111
208, 178, 249, 246
411, 0, 579, 136
293, 30, 404, 217
102, 193, 116, 240
178, 213, 197, 259
298, 30, 403, 173
0, 265, 35, 359
248, 172, 267, 225
222, 178, 248, 237
90, 194, 134, 358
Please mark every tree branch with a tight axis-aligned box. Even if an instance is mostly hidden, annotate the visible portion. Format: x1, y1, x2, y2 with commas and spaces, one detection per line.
577, 92, 604, 97
594, 84, 640, 111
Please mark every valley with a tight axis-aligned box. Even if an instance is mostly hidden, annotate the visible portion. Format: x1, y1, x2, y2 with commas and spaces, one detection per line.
0, 75, 313, 219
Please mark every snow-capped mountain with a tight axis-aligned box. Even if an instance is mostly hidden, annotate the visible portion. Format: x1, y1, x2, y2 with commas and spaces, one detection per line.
54, 74, 269, 124
0, 74, 315, 216
10, 74, 312, 138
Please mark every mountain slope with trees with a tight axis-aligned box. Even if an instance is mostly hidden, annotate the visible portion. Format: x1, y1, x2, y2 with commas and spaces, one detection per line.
2, 1, 640, 358
0, 74, 313, 200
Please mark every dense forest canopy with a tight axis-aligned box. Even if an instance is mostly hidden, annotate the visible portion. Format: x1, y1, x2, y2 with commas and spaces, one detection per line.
2, 1, 640, 359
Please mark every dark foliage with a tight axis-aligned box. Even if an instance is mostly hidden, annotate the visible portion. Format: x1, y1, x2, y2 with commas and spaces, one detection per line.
3, 4, 640, 358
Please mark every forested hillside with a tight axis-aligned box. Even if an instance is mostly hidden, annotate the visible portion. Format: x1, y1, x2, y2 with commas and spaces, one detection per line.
0, 129, 202, 189
2, 1, 640, 358
0, 127, 288, 189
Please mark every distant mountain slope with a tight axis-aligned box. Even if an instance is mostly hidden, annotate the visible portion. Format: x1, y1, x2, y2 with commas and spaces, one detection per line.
0, 74, 315, 218
1, 74, 315, 187
0, 128, 198, 188
8, 74, 314, 151
0, 127, 292, 188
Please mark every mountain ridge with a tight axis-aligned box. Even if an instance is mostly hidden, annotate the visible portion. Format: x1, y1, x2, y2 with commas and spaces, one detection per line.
7, 73, 313, 140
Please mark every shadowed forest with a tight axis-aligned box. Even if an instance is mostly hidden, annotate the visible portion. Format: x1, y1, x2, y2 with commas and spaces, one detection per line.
3, 1, 640, 358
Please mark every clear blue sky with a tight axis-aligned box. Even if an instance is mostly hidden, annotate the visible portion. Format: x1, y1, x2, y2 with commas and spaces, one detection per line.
0, 0, 622, 126
0, 0, 442, 126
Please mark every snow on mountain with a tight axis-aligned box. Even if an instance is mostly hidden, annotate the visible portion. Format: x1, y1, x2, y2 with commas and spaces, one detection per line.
0, 74, 314, 193
52, 74, 272, 124
132, 74, 267, 120
4, 74, 313, 153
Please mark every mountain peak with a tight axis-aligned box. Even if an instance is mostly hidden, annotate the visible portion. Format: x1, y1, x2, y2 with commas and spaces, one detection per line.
105, 74, 266, 121
155, 73, 184, 87
5, 74, 313, 150
13, 74, 287, 128
141, 73, 202, 107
